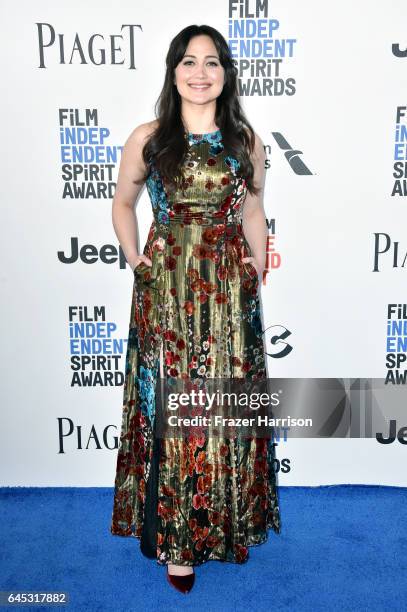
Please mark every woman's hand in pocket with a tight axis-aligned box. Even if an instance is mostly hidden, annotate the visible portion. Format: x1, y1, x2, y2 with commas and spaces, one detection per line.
241, 255, 262, 276
130, 254, 152, 272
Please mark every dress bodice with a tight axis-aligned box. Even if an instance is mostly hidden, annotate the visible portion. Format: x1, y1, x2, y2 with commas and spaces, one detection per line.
145, 129, 248, 227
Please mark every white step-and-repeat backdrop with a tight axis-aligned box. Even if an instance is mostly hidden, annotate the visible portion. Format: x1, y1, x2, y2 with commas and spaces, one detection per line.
1, 1, 406, 486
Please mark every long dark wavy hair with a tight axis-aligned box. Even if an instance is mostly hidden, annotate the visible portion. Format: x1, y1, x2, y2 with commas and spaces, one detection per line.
138, 24, 261, 196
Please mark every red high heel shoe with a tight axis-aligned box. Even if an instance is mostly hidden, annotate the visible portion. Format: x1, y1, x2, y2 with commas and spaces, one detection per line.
166, 566, 195, 594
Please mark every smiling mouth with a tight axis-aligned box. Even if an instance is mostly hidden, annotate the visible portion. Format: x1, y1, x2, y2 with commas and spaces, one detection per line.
188, 84, 211, 89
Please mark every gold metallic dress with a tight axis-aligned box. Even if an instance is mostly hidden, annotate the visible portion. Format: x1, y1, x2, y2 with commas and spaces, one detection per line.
110, 128, 281, 565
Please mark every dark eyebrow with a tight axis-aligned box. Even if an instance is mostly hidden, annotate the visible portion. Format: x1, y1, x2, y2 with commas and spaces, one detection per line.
182, 54, 220, 60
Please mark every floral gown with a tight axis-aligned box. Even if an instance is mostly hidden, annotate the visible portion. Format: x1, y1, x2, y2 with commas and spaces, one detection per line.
110, 128, 281, 565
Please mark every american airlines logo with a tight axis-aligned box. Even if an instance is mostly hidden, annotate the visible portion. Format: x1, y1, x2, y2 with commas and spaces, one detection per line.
271, 133, 313, 175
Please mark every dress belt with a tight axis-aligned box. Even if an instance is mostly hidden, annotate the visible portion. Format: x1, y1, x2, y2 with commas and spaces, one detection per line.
165, 215, 242, 228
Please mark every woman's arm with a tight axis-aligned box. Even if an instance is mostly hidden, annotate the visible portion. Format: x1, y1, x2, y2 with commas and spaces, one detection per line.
111, 121, 157, 271
241, 131, 268, 276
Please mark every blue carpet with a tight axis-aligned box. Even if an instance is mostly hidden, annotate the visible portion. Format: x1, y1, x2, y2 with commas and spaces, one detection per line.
1, 485, 406, 611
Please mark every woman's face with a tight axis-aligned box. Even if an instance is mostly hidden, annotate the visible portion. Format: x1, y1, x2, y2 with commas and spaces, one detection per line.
174, 34, 225, 107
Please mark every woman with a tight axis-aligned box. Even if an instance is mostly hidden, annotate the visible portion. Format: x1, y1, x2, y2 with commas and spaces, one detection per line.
110, 24, 281, 594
